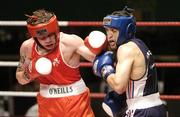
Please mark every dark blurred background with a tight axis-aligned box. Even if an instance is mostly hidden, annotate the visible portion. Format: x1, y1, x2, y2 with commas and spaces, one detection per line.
0, 0, 180, 116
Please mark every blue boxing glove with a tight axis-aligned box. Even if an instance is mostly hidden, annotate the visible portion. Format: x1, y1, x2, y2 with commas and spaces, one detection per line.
102, 91, 127, 117
93, 51, 115, 80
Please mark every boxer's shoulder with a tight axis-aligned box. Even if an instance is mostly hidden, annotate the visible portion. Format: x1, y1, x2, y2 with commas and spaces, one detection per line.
60, 32, 83, 47
19, 39, 34, 59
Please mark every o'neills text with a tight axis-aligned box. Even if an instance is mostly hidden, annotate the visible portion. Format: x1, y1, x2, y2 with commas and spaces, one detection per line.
49, 86, 73, 95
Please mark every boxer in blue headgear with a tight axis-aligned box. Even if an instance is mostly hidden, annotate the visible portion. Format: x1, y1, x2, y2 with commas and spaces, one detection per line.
93, 6, 166, 117
103, 6, 136, 47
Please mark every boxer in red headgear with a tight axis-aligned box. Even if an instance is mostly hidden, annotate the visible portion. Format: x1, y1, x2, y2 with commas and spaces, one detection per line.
16, 9, 106, 117
26, 11, 59, 51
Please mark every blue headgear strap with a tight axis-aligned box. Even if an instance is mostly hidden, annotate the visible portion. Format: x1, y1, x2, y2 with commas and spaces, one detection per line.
103, 15, 136, 46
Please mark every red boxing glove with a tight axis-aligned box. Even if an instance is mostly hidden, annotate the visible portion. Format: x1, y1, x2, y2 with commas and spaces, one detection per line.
84, 30, 107, 55
24, 57, 52, 80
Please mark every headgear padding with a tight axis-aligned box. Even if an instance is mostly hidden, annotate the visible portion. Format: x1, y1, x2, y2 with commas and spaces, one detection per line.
103, 15, 136, 46
27, 15, 59, 38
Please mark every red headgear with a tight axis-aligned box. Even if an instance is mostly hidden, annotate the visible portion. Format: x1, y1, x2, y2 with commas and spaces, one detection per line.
27, 15, 59, 38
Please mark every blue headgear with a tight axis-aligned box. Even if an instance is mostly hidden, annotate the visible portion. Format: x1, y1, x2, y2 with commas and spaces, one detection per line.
103, 14, 136, 46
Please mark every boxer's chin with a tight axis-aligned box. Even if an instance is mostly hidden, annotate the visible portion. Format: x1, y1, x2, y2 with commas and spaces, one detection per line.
44, 44, 56, 51
109, 43, 117, 51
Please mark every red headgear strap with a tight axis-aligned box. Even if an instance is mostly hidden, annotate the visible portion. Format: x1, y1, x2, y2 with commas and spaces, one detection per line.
27, 15, 59, 38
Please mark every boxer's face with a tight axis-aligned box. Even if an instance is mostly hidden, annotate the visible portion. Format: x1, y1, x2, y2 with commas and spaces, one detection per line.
105, 27, 119, 50
36, 33, 57, 51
